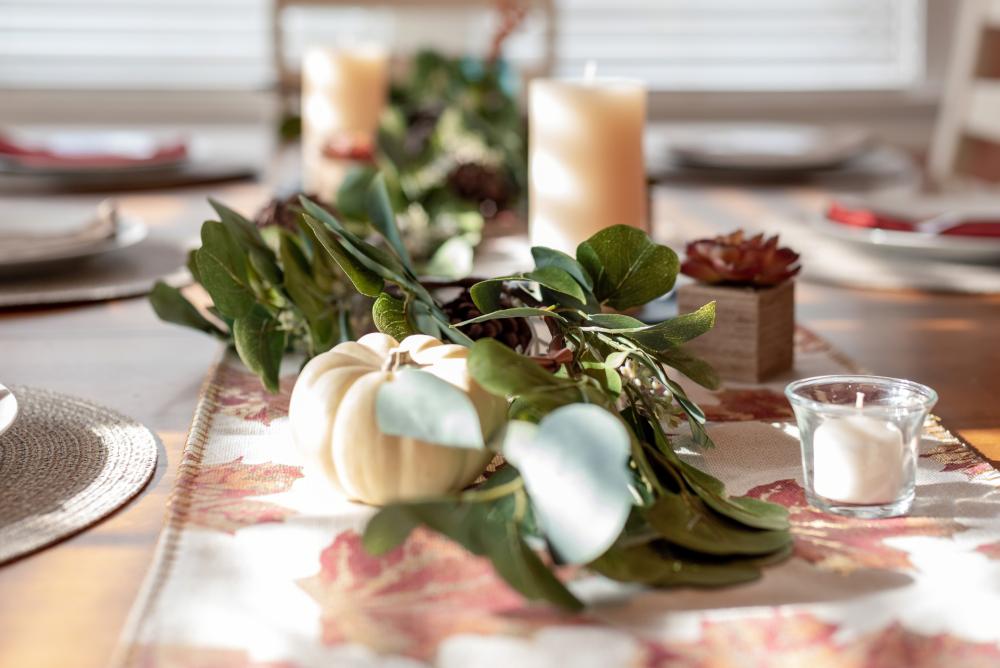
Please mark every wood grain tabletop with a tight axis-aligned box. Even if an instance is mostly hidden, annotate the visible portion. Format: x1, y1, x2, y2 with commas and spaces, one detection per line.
1, 165, 997, 668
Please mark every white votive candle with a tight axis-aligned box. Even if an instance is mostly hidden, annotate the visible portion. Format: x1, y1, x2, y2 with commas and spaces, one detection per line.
528, 66, 647, 254
811, 393, 905, 504
301, 45, 389, 198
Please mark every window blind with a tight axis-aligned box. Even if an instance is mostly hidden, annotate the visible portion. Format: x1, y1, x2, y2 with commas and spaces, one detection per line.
0, 0, 272, 89
0, 0, 924, 92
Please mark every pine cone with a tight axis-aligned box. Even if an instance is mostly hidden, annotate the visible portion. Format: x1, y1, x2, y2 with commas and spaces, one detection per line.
253, 192, 337, 232
441, 288, 533, 352
447, 163, 512, 213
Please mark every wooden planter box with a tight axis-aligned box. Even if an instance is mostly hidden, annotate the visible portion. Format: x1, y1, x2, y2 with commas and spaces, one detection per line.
677, 281, 795, 383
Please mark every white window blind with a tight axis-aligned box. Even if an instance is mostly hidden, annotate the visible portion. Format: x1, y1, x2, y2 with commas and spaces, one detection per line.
519, 0, 926, 90
0, 0, 924, 92
0, 0, 273, 89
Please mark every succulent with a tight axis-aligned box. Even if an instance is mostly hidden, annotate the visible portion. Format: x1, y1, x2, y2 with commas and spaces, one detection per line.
681, 230, 800, 288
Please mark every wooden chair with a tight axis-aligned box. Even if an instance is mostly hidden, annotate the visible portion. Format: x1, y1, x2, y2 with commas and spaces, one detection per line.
271, 0, 557, 102
929, 0, 1000, 186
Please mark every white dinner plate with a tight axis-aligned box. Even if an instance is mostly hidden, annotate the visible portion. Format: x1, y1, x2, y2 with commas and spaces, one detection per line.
807, 213, 1000, 263
0, 384, 18, 439
671, 123, 871, 172
0, 209, 148, 276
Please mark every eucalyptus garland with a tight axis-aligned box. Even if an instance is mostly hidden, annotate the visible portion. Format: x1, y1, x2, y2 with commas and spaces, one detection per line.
282, 49, 526, 277
150, 175, 792, 609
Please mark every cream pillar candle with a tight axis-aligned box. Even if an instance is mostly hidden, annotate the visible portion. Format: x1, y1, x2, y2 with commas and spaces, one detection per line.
301, 45, 389, 200
529, 69, 647, 254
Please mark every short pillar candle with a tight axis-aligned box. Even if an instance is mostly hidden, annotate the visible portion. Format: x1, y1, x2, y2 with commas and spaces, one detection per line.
301, 46, 389, 199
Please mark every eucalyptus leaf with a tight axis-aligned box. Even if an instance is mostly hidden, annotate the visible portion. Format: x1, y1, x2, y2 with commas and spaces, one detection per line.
470, 279, 504, 313
149, 281, 226, 337
372, 292, 416, 341
502, 404, 633, 564
531, 246, 593, 291
248, 245, 282, 287
508, 385, 609, 423
581, 361, 622, 396
646, 493, 791, 556
300, 214, 384, 297
525, 266, 586, 305
583, 303, 716, 351
367, 501, 494, 557
676, 459, 790, 531
576, 225, 679, 310
279, 233, 335, 351
407, 299, 446, 339
665, 378, 706, 424
480, 466, 540, 537
209, 198, 267, 249
605, 350, 630, 368
233, 305, 286, 393
362, 505, 420, 555
586, 313, 646, 329
300, 197, 414, 284
185, 248, 201, 284
278, 232, 322, 314
657, 346, 720, 390
471, 268, 585, 315
366, 173, 413, 269
484, 521, 583, 611
591, 540, 763, 588
468, 339, 567, 397
627, 303, 716, 350
376, 368, 485, 448
453, 307, 565, 327
336, 165, 377, 220
195, 221, 257, 319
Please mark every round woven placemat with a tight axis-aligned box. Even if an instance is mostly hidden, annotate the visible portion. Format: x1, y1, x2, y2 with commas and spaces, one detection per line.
0, 387, 157, 564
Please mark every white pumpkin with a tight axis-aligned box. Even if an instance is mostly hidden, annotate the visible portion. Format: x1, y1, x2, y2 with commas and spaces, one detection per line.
288, 332, 507, 505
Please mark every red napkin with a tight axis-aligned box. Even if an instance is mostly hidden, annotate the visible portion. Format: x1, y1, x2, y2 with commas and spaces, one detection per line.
827, 201, 1000, 238
0, 134, 187, 169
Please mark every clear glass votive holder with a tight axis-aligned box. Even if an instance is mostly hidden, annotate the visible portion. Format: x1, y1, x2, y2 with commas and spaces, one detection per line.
785, 375, 937, 519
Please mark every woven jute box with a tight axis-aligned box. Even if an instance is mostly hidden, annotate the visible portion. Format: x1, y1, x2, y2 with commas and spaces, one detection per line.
677, 280, 795, 383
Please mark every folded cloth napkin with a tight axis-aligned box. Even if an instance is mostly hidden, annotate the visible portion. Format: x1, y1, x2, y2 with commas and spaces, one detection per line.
827, 200, 1000, 238
0, 199, 117, 263
0, 133, 187, 170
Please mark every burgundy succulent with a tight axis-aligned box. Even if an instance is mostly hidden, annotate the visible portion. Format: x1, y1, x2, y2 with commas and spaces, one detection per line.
681, 230, 800, 288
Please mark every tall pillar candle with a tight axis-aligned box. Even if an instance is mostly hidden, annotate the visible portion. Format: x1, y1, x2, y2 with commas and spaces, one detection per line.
529, 75, 647, 254
301, 46, 389, 201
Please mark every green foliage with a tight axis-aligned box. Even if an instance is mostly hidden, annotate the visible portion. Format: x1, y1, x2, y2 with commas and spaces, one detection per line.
150, 190, 372, 377
371, 293, 415, 341
351, 210, 792, 609
577, 225, 680, 310
149, 282, 226, 338
152, 169, 792, 611
375, 368, 486, 449
502, 406, 633, 564
327, 50, 527, 279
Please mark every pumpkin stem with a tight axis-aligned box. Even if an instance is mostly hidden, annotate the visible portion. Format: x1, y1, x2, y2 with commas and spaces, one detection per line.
382, 349, 415, 372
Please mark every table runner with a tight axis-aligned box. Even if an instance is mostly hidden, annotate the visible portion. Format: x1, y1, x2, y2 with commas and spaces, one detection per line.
116, 328, 1000, 667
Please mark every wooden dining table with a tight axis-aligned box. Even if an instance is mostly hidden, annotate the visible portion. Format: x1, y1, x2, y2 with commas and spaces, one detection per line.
1, 137, 998, 668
